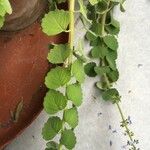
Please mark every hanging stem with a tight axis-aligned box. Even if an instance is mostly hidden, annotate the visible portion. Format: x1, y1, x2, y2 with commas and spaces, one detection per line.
68, 0, 75, 64
100, 2, 136, 149
58, 1, 75, 150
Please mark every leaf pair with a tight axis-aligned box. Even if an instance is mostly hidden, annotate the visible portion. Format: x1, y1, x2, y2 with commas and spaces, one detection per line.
44, 83, 83, 114
42, 117, 77, 149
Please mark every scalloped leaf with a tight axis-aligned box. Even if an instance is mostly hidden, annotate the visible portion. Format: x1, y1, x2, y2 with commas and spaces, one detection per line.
42, 117, 62, 140
42, 10, 70, 36
64, 107, 78, 128
45, 66, 71, 89
71, 60, 85, 83
60, 130, 76, 149
91, 45, 108, 58
66, 83, 83, 106
103, 35, 118, 51
47, 44, 71, 64
44, 90, 67, 114
84, 62, 97, 77
102, 88, 120, 103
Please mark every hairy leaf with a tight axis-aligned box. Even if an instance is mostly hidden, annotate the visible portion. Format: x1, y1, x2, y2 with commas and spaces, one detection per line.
42, 117, 62, 140
60, 130, 76, 149
91, 45, 108, 58
64, 107, 78, 128
42, 10, 70, 36
72, 60, 85, 83
84, 62, 97, 77
44, 90, 67, 114
103, 35, 118, 51
94, 66, 111, 75
66, 83, 83, 106
47, 44, 71, 64
45, 66, 71, 89
102, 88, 120, 103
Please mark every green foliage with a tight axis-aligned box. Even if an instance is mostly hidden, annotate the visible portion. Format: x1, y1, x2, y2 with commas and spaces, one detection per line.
64, 107, 78, 128
42, 117, 62, 140
42, 1, 85, 149
91, 45, 108, 58
44, 90, 67, 114
66, 83, 83, 106
95, 1, 108, 14
60, 130, 76, 149
42, 10, 70, 36
102, 88, 120, 103
84, 62, 97, 77
94, 66, 110, 75
84, 0, 139, 149
71, 60, 85, 83
45, 66, 71, 89
47, 44, 71, 64
0, 0, 12, 28
103, 35, 118, 51
46, 141, 59, 150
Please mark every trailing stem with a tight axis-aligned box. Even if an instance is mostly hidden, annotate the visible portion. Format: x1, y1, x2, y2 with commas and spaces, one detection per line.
41, 0, 85, 149
100, 3, 137, 149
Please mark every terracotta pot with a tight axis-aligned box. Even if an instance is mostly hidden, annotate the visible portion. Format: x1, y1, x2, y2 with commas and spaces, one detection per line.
2, 0, 47, 31
0, 1, 68, 149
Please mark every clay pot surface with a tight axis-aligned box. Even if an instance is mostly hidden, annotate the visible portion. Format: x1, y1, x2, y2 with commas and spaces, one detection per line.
2, 0, 47, 31
0, 21, 68, 149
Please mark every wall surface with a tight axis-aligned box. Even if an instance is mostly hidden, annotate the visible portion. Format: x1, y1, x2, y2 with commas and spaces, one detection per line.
5, 0, 150, 149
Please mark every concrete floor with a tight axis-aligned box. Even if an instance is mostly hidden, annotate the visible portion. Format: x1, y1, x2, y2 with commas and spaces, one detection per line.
5, 0, 150, 149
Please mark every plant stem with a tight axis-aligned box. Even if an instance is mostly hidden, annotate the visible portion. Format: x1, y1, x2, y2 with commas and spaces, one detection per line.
116, 102, 133, 141
68, 0, 75, 64
58, 1, 75, 150
100, 2, 136, 148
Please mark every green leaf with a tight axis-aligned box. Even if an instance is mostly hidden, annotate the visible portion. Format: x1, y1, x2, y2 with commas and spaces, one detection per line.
103, 35, 118, 51
90, 22, 103, 36
84, 62, 97, 77
47, 44, 70, 64
42, 10, 70, 36
85, 31, 97, 42
94, 66, 110, 75
72, 60, 85, 83
45, 66, 71, 89
44, 90, 67, 114
102, 88, 120, 103
0, 0, 12, 14
106, 55, 117, 70
105, 17, 120, 35
78, 0, 91, 23
42, 117, 62, 140
0, 4, 6, 16
107, 69, 119, 82
60, 130, 76, 149
96, 81, 108, 90
91, 45, 108, 58
95, 1, 108, 14
66, 83, 83, 106
64, 107, 78, 128
46, 141, 59, 150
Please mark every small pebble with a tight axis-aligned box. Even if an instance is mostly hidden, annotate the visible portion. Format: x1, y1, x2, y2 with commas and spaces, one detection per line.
97, 112, 102, 117
109, 140, 113, 147
138, 64, 143, 68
